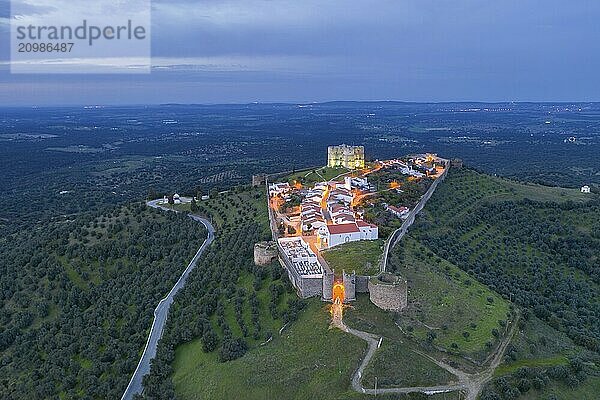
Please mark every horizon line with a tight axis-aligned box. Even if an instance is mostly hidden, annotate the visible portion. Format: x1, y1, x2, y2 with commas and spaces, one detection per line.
1, 100, 600, 108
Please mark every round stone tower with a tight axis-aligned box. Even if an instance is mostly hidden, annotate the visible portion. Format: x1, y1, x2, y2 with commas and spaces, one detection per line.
253, 241, 278, 266
368, 272, 407, 311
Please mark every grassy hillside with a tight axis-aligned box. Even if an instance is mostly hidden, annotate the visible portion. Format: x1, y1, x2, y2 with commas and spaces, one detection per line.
171, 297, 461, 400
171, 301, 367, 400
482, 313, 600, 400
389, 238, 512, 362
411, 167, 600, 353
345, 296, 457, 389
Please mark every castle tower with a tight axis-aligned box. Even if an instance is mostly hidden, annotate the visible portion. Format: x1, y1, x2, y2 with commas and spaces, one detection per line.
322, 270, 334, 302
327, 145, 365, 169
368, 273, 407, 311
342, 270, 356, 303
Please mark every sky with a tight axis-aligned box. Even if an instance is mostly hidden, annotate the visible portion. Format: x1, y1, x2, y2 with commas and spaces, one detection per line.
0, 0, 599, 105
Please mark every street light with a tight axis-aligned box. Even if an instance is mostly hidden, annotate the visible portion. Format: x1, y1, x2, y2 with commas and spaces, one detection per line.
374, 376, 377, 396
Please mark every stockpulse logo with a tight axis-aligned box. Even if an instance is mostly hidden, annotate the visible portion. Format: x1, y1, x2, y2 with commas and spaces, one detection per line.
10, 0, 151, 74
15, 20, 147, 47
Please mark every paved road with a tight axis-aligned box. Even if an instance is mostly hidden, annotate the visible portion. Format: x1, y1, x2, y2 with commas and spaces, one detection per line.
381, 161, 449, 273
121, 200, 215, 400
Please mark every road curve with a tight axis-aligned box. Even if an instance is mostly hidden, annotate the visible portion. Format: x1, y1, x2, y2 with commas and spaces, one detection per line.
345, 323, 466, 396
344, 311, 519, 399
121, 200, 216, 400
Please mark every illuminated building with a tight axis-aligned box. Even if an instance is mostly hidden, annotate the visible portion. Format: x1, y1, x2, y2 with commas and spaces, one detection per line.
327, 144, 365, 169
317, 220, 378, 249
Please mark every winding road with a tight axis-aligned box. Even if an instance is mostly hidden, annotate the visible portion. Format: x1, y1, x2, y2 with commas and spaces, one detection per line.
121, 200, 215, 400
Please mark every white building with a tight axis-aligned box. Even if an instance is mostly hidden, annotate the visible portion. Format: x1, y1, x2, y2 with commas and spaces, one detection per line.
173, 193, 181, 204
278, 237, 323, 277
581, 185, 591, 193
329, 188, 353, 204
344, 176, 353, 191
317, 220, 378, 249
301, 217, 326, 232
269, 182, 291, 197
332, 213, 355, 225
344, 176, 370, 191
386, 204, 410, 219
314, 182, 328, 191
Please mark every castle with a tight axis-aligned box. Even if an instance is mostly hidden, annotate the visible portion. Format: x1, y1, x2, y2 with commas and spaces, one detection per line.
327, 144, 365, 169
254, 239, 407, 312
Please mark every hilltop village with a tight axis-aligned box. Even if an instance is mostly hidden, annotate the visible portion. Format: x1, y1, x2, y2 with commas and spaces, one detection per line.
257, 145, 449, 311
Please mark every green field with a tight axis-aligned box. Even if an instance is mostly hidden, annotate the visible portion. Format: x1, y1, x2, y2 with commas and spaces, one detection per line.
390, 238, 511, 360
168, 230, 463, 399
285, 166, 350, 185
420, 168, 590, 227
172, 301, 368, 400
322, 239, 384, 276
171, 297, 462, 400
343, 296, 462, 389
362, 338, 456, 389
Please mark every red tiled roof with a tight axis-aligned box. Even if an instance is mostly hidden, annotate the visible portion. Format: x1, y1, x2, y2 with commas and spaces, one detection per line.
356, 220, 377, 228
387, 205, 409, 213
327, 223, 360, 234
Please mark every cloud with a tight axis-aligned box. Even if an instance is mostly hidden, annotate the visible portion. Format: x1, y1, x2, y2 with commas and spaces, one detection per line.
6, 0, 57, 17
1, 0, 600, 104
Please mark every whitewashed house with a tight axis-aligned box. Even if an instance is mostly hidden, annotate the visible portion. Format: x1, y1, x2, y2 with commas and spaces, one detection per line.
317, 220, 378, 249
386, 204, 410, 219
269, 182, 291, 197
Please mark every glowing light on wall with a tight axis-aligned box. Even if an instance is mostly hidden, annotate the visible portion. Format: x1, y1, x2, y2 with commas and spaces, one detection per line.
333, 282, 345, 304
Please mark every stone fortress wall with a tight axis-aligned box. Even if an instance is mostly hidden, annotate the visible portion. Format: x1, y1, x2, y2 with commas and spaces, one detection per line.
355, 275, 369, 293
322, 271, 334, 302
342, 271, 356, 302
263, 150, 415, 310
